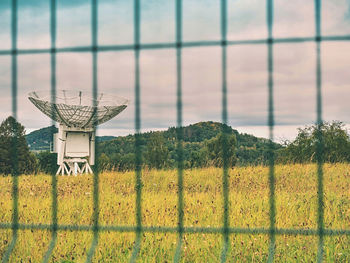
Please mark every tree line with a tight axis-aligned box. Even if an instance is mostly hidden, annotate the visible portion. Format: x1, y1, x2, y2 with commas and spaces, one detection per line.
276, 121, 350, 163
95, 121, 279, 171
0, 117, 349, 175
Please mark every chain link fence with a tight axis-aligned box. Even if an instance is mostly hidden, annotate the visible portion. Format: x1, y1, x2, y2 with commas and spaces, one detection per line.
1, 0, 350, 262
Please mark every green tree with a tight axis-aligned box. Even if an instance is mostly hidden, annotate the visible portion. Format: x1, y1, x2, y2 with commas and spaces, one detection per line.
98, 153, 111, 172
0, 116, 37, 175
37, 151, 57, 174
120, 153, 135, 171
28, 152, 39, 174
279, 121, 350, 163
146, 132, 169, 169
206, 132, 237, 168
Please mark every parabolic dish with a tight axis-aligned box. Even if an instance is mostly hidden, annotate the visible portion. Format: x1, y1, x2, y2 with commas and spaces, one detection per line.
28, 90, 129, 128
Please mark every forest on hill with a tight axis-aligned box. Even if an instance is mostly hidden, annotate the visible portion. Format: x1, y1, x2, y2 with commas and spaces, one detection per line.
1, 116, 349, 174
97, 121, 281, 170
25, 121, 281, 172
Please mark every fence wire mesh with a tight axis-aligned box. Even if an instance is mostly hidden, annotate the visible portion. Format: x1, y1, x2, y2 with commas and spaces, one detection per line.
1, 0, 350, 262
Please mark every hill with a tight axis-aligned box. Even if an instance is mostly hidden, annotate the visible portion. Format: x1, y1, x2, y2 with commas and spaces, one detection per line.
26, 126, 58, 151
25, 121, 282, 168
25, 126, 116, 151
98, 121, 281, 169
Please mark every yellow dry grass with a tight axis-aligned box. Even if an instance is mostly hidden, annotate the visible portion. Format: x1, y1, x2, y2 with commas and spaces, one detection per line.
0, 164, 349, 262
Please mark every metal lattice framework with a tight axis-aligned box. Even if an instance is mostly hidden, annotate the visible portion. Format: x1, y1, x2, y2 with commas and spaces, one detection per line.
28, 90, 128, 128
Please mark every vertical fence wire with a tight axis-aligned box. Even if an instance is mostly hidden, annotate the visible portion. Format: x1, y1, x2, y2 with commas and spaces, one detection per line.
85, 0, 100, 261
314, 0, 324, 262
266, 0, 276, 262
220, 0, 230, 262
42, 0, 58, 261
173, 0, 184, 262
2, 0, 18, 262
130, 0, 142, 261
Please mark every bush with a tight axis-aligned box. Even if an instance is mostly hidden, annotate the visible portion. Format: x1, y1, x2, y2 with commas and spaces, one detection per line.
37, 151, 57, 174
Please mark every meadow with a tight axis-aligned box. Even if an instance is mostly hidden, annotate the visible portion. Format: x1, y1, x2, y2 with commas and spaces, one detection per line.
0, 164, 349, 262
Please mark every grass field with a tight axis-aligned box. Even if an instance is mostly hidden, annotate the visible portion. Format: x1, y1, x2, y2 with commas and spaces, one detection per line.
0, 164, 349, 262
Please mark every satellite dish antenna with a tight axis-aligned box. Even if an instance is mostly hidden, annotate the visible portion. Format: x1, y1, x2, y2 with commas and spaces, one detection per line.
28, 90, 129, 176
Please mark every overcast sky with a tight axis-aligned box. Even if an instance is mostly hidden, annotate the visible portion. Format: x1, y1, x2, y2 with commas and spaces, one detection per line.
0, 0, 349, 142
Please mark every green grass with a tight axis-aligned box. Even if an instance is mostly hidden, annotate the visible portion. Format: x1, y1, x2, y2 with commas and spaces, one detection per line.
0, 164, 349, 262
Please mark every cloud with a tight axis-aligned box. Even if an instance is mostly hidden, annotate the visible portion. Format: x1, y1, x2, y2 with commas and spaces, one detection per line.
0, 0, 350, 141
